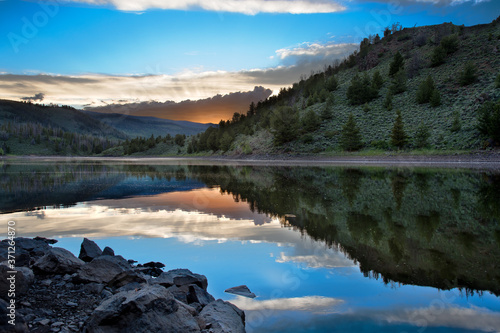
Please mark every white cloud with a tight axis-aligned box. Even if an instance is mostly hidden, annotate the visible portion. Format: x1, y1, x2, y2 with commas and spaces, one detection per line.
0, 41, 357, 110
276, 42, 357, 61
61, 0, 346, 14
230, 295, 344, 312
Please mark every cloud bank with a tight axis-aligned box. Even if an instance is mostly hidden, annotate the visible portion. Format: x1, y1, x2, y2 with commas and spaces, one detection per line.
61, 0, 346, 14
0, 41, 357, 122
87, 86, 272, 124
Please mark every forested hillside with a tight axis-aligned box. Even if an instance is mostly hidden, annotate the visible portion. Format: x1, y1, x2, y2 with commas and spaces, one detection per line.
188, 18, 500, 155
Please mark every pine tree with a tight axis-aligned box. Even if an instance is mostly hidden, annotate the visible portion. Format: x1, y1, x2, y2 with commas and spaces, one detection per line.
384, 91, 393, 111
302, 109, 321, 132
326, 75, 338, 91
390, 69, 407, 95
496, 73, 500, 88
451, 111, 461, 132
416, 75, 436, 104
371, 70, 384, 90
459, 62, 478, 86
321, 95, 335, 120
340, 113, 363, 151
414, 122, 430, 148
389, 51, 405, 76
431, 46, 447, 67
391, 110, 408, 149
430, 89, 441, 107
271, 106, 300, 145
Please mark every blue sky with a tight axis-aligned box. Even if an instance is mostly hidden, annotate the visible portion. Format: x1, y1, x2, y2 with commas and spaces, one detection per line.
0, 0, 499, 121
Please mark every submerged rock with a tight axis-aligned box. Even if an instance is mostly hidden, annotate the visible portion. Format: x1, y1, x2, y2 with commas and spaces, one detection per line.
224, 285, 256, 298
79, 238, 103, 262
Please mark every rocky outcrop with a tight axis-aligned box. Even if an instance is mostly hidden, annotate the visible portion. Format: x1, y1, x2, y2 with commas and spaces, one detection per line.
1, 237, 246, 333
78, 238, 103, 262
33, 247, 85, 275
83, 285, 201, 333
75, 255, 131, 284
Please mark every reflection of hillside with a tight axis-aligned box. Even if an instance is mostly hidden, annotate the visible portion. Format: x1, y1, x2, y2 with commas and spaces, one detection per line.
3, 162, 500, 296
188, 166, 500, 296
0, 163, 203, 213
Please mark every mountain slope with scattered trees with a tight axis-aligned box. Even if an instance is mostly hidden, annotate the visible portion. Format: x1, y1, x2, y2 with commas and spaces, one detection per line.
188, 18, 500, 156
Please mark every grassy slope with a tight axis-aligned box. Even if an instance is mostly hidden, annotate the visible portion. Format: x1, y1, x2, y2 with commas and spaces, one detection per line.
227, 21, 500, 155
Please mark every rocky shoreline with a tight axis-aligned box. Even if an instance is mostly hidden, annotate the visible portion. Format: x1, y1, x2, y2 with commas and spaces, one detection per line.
0, 237, 246, 333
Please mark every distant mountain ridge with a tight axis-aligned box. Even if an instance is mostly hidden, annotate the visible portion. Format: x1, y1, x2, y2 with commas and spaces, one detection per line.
0, 99, 127, 140
0, 99, 214, 139
83, 110, 214, 138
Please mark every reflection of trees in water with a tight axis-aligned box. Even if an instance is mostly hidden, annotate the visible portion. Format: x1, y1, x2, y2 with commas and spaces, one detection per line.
478, 174, 500, 221
341, 169, 363, 206
4, 162, 500, 296
390, 170, 409, 210
192, 165, 500, 296
416, 211, 440, 242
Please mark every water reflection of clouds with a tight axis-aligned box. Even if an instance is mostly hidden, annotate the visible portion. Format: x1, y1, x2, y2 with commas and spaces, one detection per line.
276, 241, 355, 269
245, 304, 500, 333
231, 295, 344, 313
11, 188, 355, 270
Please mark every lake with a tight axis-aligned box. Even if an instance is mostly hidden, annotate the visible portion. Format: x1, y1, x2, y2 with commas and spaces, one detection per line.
1, 159, 500, 332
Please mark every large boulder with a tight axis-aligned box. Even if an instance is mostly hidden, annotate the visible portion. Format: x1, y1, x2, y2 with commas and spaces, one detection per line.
158, 269, 208, 290
83, 284, 200, 333
108, 271, 147, 289
0, 265, 34, 301
102, 246, 115, 256
76, 255, 131, 284
187, 284, 215, 308
200, 300, 246, 333
33, 247, 84, 275
79, 238, 103, 262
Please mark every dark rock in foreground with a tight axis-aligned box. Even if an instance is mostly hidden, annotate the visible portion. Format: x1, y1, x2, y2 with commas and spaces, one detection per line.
0, 237, 246, 333
79, 238, 103, 262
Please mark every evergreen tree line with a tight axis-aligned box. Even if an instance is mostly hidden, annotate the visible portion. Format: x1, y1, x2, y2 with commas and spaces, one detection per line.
122, 134, 186, 155
0, 122, 117, 155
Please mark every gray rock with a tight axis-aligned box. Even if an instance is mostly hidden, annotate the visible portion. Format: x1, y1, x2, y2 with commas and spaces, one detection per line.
160, 269, 208, 290
0, 265, 35, 300
200, 300, 245, 333
39, 318, 51, 326
142, 261, 165, 269
76, 255, 130, 284
108, 271, 146, 289
83, 283, 105, 295
187, 284, 215, 307
224, 285, 256, 298
33, 248, 84, 275
102, 247, 115, 256
78, 238, 102, 263
83, 284, 201, 333
66, 302, 78, 307
0, 298, 29, 332
149, 272, 174, 288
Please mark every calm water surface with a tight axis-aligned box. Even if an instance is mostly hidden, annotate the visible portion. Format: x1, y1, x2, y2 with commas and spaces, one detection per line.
1, 160, 500, 332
